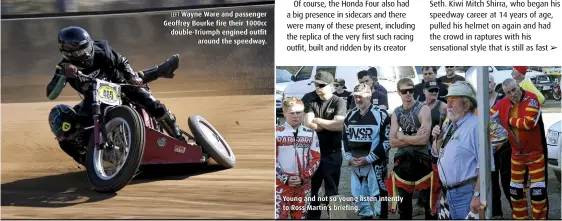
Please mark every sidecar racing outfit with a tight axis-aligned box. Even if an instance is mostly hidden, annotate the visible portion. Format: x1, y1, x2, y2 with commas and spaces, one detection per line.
47, 26, 184, 164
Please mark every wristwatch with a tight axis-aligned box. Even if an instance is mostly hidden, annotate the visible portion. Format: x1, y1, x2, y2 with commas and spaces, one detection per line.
473, 191, 480, 197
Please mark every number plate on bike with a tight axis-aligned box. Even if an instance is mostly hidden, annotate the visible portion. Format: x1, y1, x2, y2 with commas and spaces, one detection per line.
96, 80, 121, 106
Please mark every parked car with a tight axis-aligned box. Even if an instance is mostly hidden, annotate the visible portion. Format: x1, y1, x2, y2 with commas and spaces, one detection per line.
547, 120, 561, 182
485, 66, 542, 94
276, 68, 293, 115
529, 74, 555, 100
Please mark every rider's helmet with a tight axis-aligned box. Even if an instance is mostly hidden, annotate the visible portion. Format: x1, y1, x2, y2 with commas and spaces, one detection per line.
48, 104, 78, 139
58, 26, 95, 68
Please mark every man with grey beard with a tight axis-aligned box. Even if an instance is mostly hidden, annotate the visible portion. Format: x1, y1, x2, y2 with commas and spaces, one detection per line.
431, 81, 494, 219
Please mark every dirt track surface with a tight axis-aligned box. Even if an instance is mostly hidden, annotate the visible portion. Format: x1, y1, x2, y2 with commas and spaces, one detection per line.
1, 94, 274, 219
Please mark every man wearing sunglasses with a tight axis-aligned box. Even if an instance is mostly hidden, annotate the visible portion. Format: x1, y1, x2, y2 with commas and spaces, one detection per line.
303, 71, 347, 219
46, 26, 184, 164
342, 83, 391, 219
438, 66, 466, 86
413, 66, 448, 103
333, 78, 353, 110
356, 70, 388, 110
386, 78, 437, 219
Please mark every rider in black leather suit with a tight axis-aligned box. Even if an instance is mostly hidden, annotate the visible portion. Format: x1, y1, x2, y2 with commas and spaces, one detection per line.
47, 26, 184, 164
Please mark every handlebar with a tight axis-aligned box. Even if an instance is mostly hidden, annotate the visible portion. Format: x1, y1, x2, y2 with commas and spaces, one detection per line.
56, 71, 143, 87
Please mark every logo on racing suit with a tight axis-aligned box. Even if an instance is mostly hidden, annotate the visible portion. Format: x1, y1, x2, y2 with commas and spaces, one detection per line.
348, 125, 376, 142
277, 136, 313, 147
528, 99, 538, 108
276, 126, 285, 132
374, 165, 387, 191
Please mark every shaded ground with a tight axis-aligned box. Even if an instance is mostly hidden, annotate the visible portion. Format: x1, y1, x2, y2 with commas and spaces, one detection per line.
1, 95, 274, 219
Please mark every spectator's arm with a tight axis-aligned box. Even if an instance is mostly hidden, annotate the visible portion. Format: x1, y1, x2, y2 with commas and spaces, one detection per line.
342, 113, 352, 161
303, 102, 324, 131
390, 113, 409, 148
508, 99, 541, 130
300, 131, 321, 183
275, 140, 289, 185
315, 116, 344, 131
367, 110, 391, 163
304, 112, 324, 131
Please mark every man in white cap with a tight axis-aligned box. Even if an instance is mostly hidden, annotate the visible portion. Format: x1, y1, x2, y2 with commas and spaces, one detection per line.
342, 83, 391, 219
431, 81, 495, 219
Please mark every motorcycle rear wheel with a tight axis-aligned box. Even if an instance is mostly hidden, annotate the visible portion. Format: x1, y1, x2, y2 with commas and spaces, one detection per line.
552, 90, 561, 101
85, 105, 146, 193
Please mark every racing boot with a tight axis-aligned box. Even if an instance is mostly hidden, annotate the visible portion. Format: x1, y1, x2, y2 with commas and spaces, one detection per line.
157, 109, 185, 141
138, 54, 180, 84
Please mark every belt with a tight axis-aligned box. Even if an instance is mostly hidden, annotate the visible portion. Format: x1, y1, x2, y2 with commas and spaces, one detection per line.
442, 176, 477, 191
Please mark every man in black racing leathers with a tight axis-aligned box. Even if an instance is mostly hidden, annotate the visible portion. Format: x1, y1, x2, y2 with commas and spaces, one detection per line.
342, 83, 391, 219
47, 26, 184, 164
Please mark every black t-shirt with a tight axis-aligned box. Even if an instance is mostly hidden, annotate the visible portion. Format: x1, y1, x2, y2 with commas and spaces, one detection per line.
333, 90, 352, 109
301, 91, 318, 106
438, 75, 466, 86
304, 95, 347, 153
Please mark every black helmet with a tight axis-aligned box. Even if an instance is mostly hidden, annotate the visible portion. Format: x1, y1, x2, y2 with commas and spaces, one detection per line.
48, 104, 78, 139
58, 26, 94, 67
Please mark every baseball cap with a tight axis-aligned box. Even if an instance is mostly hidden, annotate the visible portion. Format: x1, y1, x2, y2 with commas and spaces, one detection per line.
513, 66, 527, 75
443, 81, 477, 106
424, 80, 439, 90
313, 71, 335, 85
367, 67, 378, 77
335, 78, 347, 89
352, 83, 372, 96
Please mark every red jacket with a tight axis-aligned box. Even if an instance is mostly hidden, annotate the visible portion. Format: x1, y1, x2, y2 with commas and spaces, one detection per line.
490, 90, 543, 159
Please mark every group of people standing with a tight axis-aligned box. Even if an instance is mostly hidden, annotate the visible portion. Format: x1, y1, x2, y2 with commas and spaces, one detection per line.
275, 66, 550, 220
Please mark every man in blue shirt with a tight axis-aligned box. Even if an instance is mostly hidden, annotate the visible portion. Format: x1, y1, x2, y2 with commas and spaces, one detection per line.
431, 81, 495, 219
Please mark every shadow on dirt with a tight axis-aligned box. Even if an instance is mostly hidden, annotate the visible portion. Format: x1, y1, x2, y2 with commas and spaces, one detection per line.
1, 162, 226, 208
1, 171, 114, 208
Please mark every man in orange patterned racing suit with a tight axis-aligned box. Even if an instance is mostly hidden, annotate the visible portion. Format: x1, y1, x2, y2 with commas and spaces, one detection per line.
276, 97, 321, 219
490, 78, 548, 219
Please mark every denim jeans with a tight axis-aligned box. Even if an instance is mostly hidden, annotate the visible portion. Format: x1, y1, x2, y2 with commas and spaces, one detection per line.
446, 182, 475, 219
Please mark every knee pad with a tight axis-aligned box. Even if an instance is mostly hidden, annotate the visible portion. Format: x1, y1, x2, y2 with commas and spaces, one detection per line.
509, 183, 524, 200
530, 182, 547, 201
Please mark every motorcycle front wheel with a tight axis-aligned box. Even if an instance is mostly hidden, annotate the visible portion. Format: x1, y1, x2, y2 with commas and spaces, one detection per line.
85, 105, 146, 193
